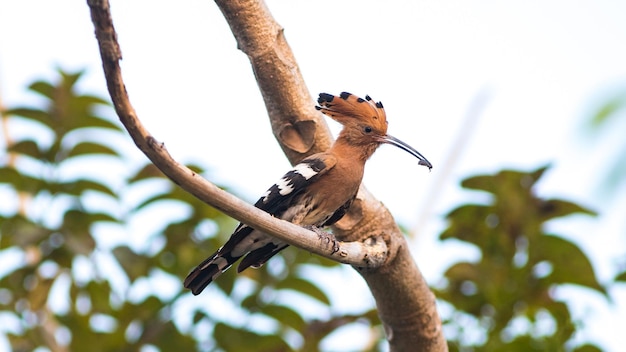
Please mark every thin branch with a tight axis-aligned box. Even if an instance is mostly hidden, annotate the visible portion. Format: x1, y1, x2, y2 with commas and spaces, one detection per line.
86, 0, 386, 269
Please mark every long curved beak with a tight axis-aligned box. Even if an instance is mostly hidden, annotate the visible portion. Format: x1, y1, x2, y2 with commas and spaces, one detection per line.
378, 134, 433, 170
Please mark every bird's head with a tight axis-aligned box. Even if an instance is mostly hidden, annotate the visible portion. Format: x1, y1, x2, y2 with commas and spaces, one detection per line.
316, 92, 432, 170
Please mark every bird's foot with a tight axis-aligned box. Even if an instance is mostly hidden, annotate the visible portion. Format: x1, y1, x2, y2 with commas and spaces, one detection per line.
304, 225, 340, 255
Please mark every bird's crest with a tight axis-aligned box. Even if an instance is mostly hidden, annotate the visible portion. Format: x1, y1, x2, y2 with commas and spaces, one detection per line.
316, 92, 388, 134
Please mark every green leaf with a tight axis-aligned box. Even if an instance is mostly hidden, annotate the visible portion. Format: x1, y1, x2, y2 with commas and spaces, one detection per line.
275, 277, 330, 305
572, 344, 604, 352
132, 184, 210, 213
4, 107, 52, 129
7, 140, 44, 159
300, 313, 377, 350
261, 304, 305, 331
461, 165, 550, 194
185, 163, 206, 175
444, 262, 480, 283
460, 174, 496, 194
441, 204, 491, 243
58, 69, 83, 87
27, 71, 120, 135
241, 293, 261, 311
162, 220, 197, 239
76, 115, 122, 132
527, 164, 551, 184
60, 211, 102, 254
112, 246, 151, 281
54, 179, 116, 197
0, 215, 52, 248
213, 264, 238, 295
0, 166, 43, 193
29, 80, 56, 100
129, 163, 167, 183
62, 209, 117, 232
615, 271, 626, 282
590, 92, 626, 126
192, 311, 206, 325
149, 320, 197, 351
292, 250, 340, 267
66, 142, 120, 158
84, 280, 113, 312
544, 301, 575, 339
213, 322, 291, 352
131, 191, 176, 211
73, 94, 110, 107
539, 199, 596, 221
535, 234, 606, 295
117, 296, 165, 323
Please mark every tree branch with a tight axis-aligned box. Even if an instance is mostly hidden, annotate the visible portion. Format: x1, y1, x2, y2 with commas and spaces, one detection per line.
86, 0, 386, 268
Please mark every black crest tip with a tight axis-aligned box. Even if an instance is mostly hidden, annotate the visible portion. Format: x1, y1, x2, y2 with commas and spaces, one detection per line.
318, 93, 335, 104
339, 92, 352, 100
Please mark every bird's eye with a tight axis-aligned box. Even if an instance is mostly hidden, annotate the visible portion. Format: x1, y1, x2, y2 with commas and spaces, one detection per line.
364, 126, 373, 133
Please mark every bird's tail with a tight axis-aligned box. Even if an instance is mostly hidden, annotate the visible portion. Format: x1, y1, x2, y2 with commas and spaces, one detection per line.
185, 225, 288, 295
183, 250, 240, 295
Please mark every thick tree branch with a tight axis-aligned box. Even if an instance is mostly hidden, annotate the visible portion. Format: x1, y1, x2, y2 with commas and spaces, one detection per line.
214, 1, 447, 351
86, 0, 386, 269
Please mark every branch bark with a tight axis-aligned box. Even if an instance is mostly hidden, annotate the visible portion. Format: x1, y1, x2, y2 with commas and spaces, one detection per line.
87, 0, 446, 350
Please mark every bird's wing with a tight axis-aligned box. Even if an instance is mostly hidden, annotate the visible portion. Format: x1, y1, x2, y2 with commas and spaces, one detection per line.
236, 189, 357, 273
184, 154, 337, 295
321, 193, 356, 227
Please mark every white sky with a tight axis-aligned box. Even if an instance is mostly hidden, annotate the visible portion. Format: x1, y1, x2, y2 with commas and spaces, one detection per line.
1, 0, 626, 350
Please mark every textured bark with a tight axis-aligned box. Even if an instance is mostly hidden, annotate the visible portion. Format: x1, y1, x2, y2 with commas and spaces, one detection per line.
215, 0, 333, 159
214, 0, 447, 351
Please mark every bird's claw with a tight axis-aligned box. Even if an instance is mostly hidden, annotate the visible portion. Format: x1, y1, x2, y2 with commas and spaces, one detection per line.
305, 225, 340, 255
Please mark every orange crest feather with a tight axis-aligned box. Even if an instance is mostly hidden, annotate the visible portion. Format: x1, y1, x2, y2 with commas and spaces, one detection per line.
316, 92, 388, 133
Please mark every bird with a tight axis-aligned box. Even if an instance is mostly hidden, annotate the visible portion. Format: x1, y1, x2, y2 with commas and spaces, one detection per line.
184, 92, 432, 295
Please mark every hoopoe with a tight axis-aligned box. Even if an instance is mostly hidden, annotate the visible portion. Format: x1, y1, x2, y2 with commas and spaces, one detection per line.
184, 92, 432, 295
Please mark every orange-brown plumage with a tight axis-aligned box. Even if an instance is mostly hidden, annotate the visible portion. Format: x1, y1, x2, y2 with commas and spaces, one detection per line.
184, 92, 431, 295
317, 92, 387, 130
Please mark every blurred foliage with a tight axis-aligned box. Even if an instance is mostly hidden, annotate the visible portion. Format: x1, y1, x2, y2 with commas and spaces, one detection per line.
587, 86, 626, 284
436, 166, 604, 352
0, 70, 381, 351
1, 69, 615, 352
588, 87, 626, 193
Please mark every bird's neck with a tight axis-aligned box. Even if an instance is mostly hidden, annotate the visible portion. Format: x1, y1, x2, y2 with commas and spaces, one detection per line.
331, 133, 379, 162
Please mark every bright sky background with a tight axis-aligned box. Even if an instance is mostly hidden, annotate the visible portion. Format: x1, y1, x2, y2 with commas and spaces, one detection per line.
1, 0, 626, 350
